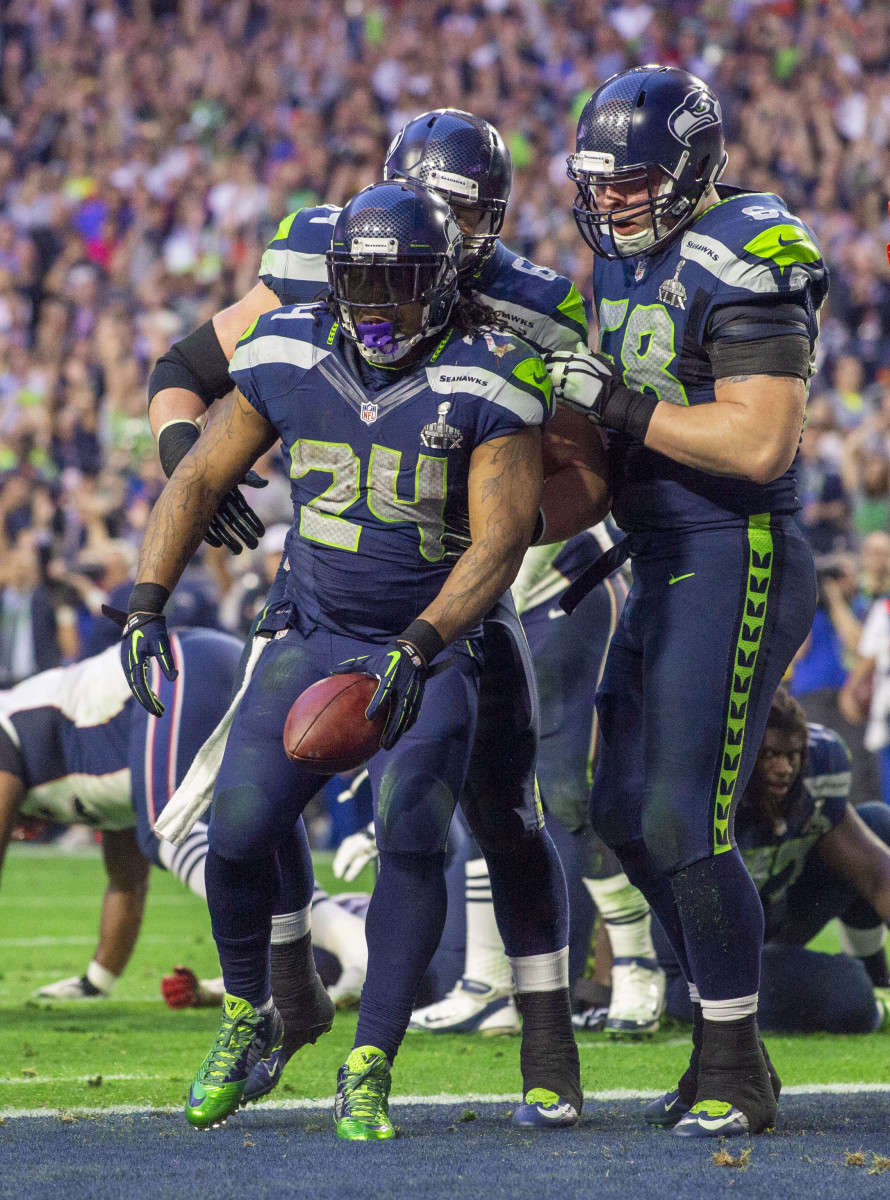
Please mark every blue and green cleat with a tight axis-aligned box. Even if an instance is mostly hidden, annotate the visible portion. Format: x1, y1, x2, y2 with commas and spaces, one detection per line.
512, 1088, 580, 1128
673, 1099, 750, 1138
241, 973, 335, 1104
185, 994, 283, 1130
643, 1088, 691, 1127
333, 1046, 395, 1141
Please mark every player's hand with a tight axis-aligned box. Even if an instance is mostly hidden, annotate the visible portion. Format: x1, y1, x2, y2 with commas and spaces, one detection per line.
161, 966, 200, 1009
204, 471, 267, 555
333, 821, 378, 882
544, 348, 620, 420
332, 638, 429, 751
103, 606, 178, 717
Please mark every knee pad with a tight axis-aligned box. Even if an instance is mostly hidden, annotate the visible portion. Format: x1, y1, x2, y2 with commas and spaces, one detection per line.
209, 784, 287, 862
375, 770, 456, 857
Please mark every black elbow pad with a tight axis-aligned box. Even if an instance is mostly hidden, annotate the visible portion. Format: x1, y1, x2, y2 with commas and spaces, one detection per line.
148, 319, 233, 409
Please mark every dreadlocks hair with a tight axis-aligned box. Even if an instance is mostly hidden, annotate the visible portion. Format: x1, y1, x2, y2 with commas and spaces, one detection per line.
766, 685, 809, 749
311, 288, 513, 342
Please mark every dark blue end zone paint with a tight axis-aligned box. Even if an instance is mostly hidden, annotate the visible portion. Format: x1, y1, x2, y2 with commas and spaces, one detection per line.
2, 1096, 887, 1200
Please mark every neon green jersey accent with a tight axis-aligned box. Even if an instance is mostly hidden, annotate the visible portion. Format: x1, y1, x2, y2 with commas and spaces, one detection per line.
512, 356, 553, 407
744, 225, 822, 273
238, 315, 260, 343
272, 211, 298, 243
556, 283, 589, 337
714, 515, 773, 854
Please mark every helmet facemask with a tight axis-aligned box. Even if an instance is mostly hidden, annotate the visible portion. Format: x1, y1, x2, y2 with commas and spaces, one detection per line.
567, 150, 721, 260
328, 248, 459, 365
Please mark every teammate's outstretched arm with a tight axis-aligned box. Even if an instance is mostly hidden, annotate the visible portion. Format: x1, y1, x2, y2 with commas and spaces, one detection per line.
816, 803, 890, 923
148, 282, 280, 554
539, 404, 611, 542
137, 388, 279, 595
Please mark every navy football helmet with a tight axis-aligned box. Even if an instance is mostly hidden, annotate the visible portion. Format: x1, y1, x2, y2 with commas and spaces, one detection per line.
327, 180, 462, 365
384, 109, 511, 275
567, 65, 728, 260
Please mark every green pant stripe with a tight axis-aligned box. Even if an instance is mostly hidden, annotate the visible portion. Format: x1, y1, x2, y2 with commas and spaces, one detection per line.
714, 513, 774, 854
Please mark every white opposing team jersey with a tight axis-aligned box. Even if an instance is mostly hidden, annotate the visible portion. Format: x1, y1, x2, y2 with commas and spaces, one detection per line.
0, 646, 135, 830
511, 523, 619, 616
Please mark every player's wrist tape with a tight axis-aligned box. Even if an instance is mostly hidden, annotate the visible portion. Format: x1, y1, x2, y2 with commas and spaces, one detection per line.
157, 419, 200, 479
128, 583, 170, 615
531, 509, 546, 546
602, 384, 660, 441
148, 318, 232, 409
398, 619, 445, 666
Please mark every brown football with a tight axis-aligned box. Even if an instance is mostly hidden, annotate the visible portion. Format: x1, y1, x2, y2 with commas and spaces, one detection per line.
283, 673, 387, 774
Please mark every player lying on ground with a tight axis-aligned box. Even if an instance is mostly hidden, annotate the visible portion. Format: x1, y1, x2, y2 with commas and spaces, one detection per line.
148, 106, 658, 1046
549, 64, 828, 1138
649, 689, 890, 1085
0, 628, 365, 1015
121, 180, 598, 1138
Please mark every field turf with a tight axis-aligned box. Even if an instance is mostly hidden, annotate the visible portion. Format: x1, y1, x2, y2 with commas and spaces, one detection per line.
1, 844, 887, 1200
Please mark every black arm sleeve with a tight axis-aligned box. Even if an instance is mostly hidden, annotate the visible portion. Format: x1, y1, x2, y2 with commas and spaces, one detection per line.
148, 319, 233, 409
705, 299, 812, 381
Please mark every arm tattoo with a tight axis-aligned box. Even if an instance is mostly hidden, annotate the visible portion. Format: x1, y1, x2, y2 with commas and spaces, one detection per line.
425, 430, 541, 641
715, 374, 754, 388
137, 390, 276, 591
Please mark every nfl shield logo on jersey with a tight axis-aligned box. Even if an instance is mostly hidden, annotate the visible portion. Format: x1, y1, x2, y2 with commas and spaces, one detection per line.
361, 401, 379, 425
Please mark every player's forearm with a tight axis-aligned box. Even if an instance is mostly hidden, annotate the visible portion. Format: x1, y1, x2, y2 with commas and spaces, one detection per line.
644, 376, 805, 484
420, 528, 531, 646
419, 432, 542, 644
135, 459, 228, 593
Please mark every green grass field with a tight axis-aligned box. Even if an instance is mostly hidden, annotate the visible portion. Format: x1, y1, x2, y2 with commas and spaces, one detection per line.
0, 844, 885, 1115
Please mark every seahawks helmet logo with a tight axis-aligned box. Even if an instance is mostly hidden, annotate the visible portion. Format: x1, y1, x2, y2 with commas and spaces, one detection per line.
667, 90, 721, 147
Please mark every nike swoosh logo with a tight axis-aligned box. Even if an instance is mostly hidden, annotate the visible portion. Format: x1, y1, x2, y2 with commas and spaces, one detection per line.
695, 1112, 745, 1131
384, 650, 402, 678
532, 368, 549, 385
664, 1096, 679, 1112
777, 235, 802, 246
538, 1103, 576, 1121
547, 607, 566, 620
668, 572, 695, 585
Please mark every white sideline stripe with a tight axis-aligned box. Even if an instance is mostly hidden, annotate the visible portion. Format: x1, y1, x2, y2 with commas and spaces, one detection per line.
0, 935, 181, 947
2, 1083, 889, 1120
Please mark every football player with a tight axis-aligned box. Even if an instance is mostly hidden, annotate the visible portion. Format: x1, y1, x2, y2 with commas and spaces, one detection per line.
147, 106, 657, 1050
549, 65, 827, 1137
651, 688, 890, 1091
121, 181, 587, 1138
0, 629, 242, 999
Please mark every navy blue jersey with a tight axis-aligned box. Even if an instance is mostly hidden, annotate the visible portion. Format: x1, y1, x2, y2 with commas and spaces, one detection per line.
259, 208, 588, 354
594, 189, 828, 533
229, 307, 552, 641
737, 723, 850, 911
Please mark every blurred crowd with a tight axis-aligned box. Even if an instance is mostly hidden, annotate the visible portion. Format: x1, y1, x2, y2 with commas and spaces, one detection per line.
0, 0, 889, 787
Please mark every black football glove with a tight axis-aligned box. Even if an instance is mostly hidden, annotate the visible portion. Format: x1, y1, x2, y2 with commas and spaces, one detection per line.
332, 639, 429, 752
103, 606, 178, 717
544, 349, 660, 441
203, 470, 267, 555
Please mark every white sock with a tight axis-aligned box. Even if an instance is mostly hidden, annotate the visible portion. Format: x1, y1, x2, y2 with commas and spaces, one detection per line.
310, 895, 367, 971
700, 993, 758, 1022
464, 858, 512, 990
583, 873, 655, 960
509, 946, 569, 993
839, 923, 886, 959
157, 820, 208, 899
86, 960, 118, 995
271, 906, 311, 945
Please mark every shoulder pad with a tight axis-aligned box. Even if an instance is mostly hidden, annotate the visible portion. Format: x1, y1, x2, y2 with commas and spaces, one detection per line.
805, 722, 853, 779
259, 205, 340, 303
681, 194, 825, 299
477, 245, 588, 351
427, 330, 552, 425
229, 304, 333, 375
